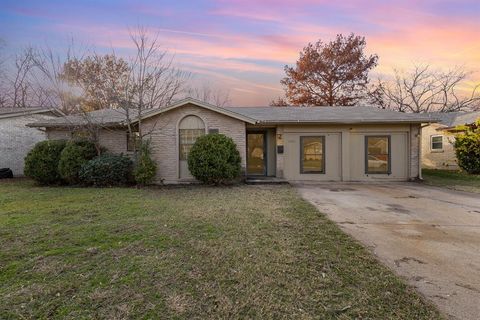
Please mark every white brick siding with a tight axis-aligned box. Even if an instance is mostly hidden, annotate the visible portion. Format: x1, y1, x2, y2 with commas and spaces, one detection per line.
0, 114, 56, 176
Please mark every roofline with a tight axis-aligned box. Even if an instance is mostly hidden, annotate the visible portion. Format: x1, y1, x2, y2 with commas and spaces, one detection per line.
254, 119, 439, 125
138, 97, 257, 124
0, 108, 63, 119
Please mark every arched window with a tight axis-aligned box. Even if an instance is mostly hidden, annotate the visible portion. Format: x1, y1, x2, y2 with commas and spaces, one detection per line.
179, 115, 205, 160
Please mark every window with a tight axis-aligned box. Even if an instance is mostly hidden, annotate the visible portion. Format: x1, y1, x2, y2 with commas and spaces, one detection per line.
300, 136, 325, 174
127, 131, 141, 152
71, 130, 92, 140
179, 115, 205, 160
431, 135, 443, 151
365, 136, 390, 174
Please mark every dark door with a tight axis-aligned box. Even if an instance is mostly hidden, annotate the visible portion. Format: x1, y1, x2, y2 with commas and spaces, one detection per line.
247, 132, 266, 175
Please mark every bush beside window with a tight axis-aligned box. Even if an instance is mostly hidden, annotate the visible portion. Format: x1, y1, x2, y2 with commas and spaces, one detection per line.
24, 140, 67, 185
79, 154, 133, 187
187, 133, 241, 184
454, 120, 480, 174
134, 140, 157, 185
58, 140, 98, 184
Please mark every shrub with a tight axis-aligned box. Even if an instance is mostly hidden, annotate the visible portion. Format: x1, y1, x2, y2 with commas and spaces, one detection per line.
24, 140, 67, 184
187, 133, 241, 184
79, 154, 133, 187
134, 140, 157, 185
58, 140, 98, 184
454, 119, 480, 174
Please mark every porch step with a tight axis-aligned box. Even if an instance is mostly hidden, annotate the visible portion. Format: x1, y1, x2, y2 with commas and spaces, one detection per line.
245, 177, 289, 185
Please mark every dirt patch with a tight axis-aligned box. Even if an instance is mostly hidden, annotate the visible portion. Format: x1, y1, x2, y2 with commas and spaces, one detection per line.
394, 257, 426, 267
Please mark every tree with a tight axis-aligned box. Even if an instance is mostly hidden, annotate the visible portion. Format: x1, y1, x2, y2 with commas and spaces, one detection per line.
60, 54, 130, 111
281, 33, 378, 106
269, 97, 289, 106
454, 119, 480, 174
187, 83, 230, 107
376, 65, 480, 113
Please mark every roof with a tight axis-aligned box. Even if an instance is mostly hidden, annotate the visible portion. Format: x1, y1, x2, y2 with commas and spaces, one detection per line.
0, 107, 60, 119
27, 98, 439, 128
28, 108, 138, 127
224, 106, 438, 124
427, 111, 480, 128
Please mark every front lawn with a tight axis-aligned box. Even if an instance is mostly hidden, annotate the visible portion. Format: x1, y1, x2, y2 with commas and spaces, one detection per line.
422, 169, 480, 193
0, 180, 441, 319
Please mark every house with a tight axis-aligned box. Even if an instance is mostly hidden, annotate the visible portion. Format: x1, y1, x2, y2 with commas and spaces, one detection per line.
0, 107, 61, 176
28, 98, 438, 184
421, 111, 480, 170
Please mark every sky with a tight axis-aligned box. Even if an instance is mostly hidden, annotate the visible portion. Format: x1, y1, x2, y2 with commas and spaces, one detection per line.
1, 0, 479, 106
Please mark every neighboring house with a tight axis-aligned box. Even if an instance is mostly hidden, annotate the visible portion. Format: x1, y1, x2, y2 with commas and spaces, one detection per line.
28, 98, 438, 184
0, 107, 61, 176
421, 111, 480, 170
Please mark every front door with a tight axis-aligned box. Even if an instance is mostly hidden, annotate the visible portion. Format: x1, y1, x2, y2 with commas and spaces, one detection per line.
247, 132, 266, 175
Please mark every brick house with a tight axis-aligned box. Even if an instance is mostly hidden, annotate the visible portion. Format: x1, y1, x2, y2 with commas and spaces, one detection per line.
0, 107, 60, 176
28, 98, 438, 184
421, 111, 480, 170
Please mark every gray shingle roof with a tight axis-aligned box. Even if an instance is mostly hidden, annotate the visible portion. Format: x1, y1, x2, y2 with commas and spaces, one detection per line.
0, 107, 57, 119
28, 103, 440, 128
224, 106, 438, 124
427, 111, 480, 128
27, 108, 138, 127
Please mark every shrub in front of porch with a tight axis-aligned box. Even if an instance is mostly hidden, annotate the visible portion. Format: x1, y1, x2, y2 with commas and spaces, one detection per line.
188, 133, 241, 184
58, 140, 98, 184
79, 154, 133, 187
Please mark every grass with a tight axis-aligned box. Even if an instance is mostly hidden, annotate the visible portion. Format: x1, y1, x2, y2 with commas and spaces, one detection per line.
0, 179, 441, 319
422, 169, 480, 193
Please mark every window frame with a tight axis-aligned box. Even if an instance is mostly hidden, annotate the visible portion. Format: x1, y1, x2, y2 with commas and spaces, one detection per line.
365, 135, 391, 175
178, 115, 206, 161
430, 135, 444, 151
126, 130, 141, 152
300, 136, 326, 174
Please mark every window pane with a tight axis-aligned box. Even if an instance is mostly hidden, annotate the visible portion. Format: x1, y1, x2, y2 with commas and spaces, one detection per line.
431, 136, 443, 149
179, 129, 204, 160
301, 137, 324, 173
367, 136, 389, 173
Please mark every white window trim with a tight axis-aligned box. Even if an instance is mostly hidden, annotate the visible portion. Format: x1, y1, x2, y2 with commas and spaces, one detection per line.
430, 135, 444, 152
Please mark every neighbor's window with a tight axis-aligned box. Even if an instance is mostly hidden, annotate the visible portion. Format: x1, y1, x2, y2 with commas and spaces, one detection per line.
431, 135, 443, 151
127, 130, 141, 152
179, 115, 205, 160
366, 136, 390, 174
300, 136, 325, 174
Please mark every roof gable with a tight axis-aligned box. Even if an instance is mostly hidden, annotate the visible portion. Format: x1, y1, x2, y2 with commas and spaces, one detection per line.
140, 98, 257, 124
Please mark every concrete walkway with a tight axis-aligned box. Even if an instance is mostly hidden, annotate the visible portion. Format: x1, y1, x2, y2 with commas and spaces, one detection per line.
295, 182, 480, 320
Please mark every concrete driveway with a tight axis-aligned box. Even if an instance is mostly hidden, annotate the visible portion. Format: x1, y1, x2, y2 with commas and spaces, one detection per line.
295, 182, 480, 320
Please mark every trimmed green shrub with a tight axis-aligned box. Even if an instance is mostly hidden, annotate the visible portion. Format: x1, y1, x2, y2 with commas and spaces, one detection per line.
58, 140, 98, 184
134, 140, 157, 185
187, 133, 241, 184
24, 140, 67, 184
454, 119, 480, 174
79, 154, 133, 187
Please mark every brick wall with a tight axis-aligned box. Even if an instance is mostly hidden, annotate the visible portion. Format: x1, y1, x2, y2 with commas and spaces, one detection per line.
0, 114, 56, 176
46, 128, 129, 155
142, 103, 247, 184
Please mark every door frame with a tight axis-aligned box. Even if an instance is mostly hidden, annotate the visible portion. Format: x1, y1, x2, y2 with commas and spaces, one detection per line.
246, 130, 267, 176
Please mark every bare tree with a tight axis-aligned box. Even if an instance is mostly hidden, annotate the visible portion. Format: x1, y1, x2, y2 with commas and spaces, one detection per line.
116, 26, 190, 150
376, 65, 480, 113
269, 97, 289, 106
187, 84, 230, 107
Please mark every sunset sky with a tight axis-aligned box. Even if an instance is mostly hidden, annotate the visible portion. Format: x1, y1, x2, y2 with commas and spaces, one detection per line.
1, 0, 479, 106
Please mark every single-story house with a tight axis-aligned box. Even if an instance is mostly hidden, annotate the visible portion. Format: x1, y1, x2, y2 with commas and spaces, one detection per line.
421, 111, 480, 170
0, 107, 61, 176
28, 98, 438, 184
